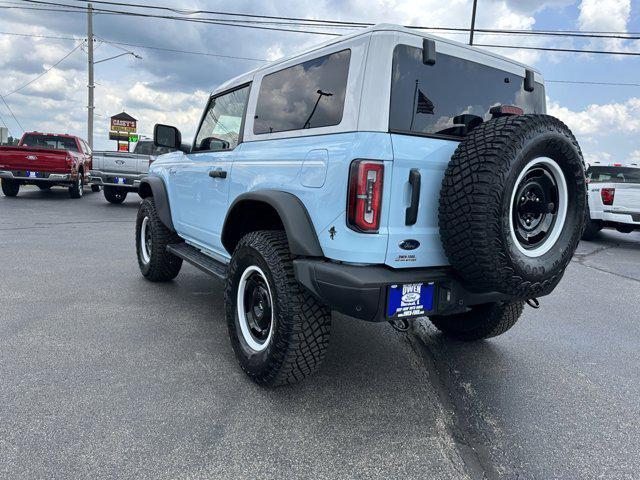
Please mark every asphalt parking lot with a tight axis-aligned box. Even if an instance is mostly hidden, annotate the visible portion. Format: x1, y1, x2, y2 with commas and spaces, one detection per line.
1, 186, 639, 480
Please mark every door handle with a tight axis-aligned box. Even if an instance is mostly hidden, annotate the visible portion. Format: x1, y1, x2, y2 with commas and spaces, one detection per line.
209, 170, 227, 179
405, 169, 421, 226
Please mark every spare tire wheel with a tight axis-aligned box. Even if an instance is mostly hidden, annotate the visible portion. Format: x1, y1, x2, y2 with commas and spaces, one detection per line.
438, 114, 587, 298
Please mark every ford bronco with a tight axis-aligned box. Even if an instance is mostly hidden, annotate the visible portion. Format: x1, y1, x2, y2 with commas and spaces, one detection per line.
135, 24, 586, 386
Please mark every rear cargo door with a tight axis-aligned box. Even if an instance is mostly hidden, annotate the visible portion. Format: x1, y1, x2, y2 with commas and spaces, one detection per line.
96, 152, 148, 174
385, 134, 458, 268
611, 183, 640, 212
0, 147, 67, 172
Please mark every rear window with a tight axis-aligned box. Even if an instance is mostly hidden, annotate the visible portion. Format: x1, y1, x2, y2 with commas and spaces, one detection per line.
253, 49, 351, 135
587, 166, 640, 184
21, 134, 78, 152
389, 45, 546, 139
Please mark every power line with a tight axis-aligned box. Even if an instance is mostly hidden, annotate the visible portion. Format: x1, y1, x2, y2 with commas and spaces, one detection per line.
0, 30, 81, 41
1, 42, 85, 97
546, 80, 640, 87
96, 36, 268, 62
0, 96, 25, 133
475, 43, 640, 56
69, 0, 640, 40
21, 1, 343, 36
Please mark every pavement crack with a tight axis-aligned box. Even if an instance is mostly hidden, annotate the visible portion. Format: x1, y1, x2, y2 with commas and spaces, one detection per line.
571, 255, 640, 284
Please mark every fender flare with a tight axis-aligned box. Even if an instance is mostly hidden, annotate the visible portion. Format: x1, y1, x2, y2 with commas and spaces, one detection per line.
222, 190, 324, 257
138, 176, 175, 231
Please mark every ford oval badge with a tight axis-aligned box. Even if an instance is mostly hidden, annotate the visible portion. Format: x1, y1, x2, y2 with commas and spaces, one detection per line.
399, 239, 420, 250
115, 160, 125, 166
26, 155, 38, 160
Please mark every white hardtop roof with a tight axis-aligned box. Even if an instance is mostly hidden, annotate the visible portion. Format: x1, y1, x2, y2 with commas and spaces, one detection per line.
212, 23, 541, 95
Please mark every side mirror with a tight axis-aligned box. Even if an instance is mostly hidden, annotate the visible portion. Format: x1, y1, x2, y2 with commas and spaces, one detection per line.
154, 124, 182, 150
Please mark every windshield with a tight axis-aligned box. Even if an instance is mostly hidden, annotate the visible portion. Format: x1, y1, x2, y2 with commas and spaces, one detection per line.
389, 45, 546, 139
587, 166, 640, 184
21, 134, 78, 152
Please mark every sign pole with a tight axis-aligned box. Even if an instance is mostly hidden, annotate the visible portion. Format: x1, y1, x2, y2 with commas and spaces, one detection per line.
87, 3, 94, 149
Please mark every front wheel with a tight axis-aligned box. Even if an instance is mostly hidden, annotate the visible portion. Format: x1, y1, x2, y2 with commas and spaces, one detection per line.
430, 301, 524, 341
225, 230, 332, 387
104, 186, 128, 204
1, 179, 20, 197
136, 198, 183, 281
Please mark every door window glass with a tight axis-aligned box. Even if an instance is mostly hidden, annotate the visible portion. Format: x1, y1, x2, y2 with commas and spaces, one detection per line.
194, 85, 250, 151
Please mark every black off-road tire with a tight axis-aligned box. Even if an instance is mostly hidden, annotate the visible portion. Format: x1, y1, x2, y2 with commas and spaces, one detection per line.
91, 184, 101, 193
69, 172, 84, 199
581, 219, 602, 240
439, 115, 586, 298
430, 301, 524, 341
136, 198, 183, 281
37, 183, 52, 191
1, 179, 20, 197
225, 230, 332, 387
104, 186, 127, 204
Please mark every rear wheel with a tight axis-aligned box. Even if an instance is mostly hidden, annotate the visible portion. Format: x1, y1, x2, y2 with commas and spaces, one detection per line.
225, 230, 332, 386
104, 186, 127, 204
581, 220, 602, 240
430, 302, 524, 341
91, 184, 101, 193
136, 198, 183, 281
1, 179, 20, 197
616, 225, 634, 234
69, 172, 84, 199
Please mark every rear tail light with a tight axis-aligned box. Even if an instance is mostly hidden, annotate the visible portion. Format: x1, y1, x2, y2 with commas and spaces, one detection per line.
601, 187, 615, 205
347, 160, 384, 232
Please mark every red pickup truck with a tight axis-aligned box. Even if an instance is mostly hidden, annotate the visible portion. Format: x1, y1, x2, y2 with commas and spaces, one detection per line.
0, 132, 92, 198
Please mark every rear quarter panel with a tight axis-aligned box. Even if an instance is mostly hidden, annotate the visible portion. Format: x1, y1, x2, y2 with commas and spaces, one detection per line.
230, 132, 394, 263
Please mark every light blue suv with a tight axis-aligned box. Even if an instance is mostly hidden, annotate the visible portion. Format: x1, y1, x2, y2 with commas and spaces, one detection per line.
135, 25, 586, 386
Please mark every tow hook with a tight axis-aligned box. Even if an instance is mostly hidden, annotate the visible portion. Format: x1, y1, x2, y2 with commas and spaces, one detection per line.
389, 318, 411, 332
526, 298, 540, 309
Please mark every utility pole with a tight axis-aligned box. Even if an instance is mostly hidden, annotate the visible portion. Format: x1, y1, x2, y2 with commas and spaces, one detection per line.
469, 0, 478, 46
87, 2, 94, 149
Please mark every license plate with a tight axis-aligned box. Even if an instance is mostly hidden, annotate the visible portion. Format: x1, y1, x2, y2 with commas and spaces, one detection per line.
26, 171, 39, 178
114, 177, 126, 185
387, 282, 435, 319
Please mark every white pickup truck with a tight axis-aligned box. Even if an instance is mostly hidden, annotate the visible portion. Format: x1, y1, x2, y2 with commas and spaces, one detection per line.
583, 163, 640, 239
90, 140, 175, 204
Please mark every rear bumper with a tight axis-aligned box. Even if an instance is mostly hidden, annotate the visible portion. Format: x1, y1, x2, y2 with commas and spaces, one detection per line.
90, 170, 142, 189
602, 210, 640, 225
293, 259, 512, 322
0, 170, 72, 182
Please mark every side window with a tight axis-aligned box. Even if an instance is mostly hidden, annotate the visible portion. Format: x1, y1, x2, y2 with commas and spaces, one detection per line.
194, 85, 250, 152
253, 49, 351, 135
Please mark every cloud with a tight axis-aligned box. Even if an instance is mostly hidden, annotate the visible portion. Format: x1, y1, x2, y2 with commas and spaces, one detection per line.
548, 97, 640, 136
578, 0, 631, 52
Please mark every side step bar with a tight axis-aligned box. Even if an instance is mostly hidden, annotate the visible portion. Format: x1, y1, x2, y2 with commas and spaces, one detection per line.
167, 243, 227, 280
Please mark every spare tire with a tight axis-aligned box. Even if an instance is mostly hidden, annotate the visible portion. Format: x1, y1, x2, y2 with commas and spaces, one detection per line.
439, 114, 586, 298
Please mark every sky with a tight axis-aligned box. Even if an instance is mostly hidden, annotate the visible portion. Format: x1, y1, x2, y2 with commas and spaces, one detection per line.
0, 0, 638, 165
